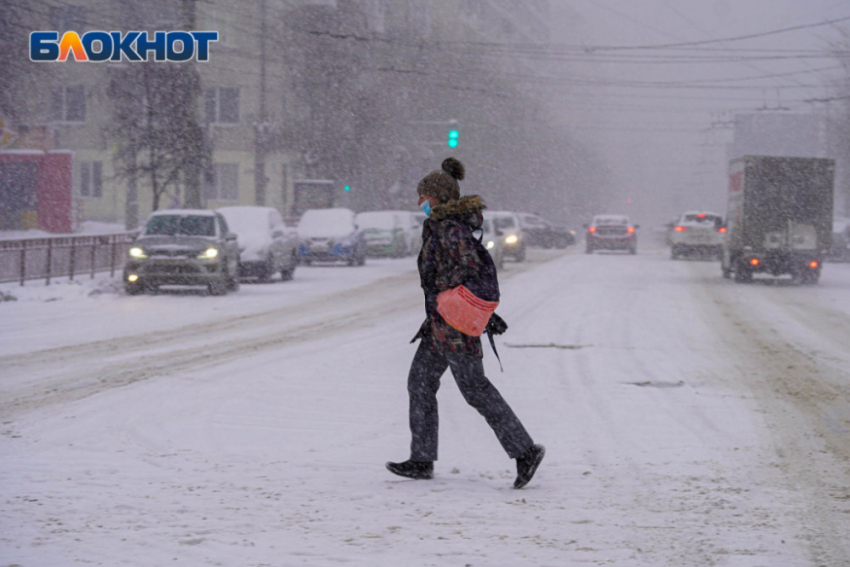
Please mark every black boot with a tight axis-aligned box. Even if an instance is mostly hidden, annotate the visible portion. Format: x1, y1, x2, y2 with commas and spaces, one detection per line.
386, 460, 434, 480
514, 444, 545, 489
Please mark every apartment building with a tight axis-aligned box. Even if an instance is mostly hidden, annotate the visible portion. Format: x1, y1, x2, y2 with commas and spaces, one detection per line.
6, 0, 304, 230
4, 0, 551, 231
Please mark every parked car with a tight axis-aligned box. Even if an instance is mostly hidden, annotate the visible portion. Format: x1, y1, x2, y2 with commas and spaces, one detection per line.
518, 212, 574, 248
829, 216, 850, 262
355, 211, 409, 257
405, 211, 427, 255
297, 208, 366, 266
585, 214, 638, 254
123, 209, 240, 295
480, 215, 505, 269
669, 211, 725, 260
218, 206, 299, 281
486, 210, 526, 262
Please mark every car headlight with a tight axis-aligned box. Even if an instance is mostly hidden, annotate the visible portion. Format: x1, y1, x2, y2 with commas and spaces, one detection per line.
197, 247, 219, 259
486, 240, 495, 250
505, 234, 519, 245
129, 247, 148, 259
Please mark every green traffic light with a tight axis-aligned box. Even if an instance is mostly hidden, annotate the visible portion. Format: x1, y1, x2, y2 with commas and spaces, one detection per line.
448, 129, 459, 148
344, 185, 351, 192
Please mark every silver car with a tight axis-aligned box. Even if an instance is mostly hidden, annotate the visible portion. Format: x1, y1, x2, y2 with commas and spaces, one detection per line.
218, 206, 299, 282
485, 211, 527, 262
124, 209, 240, 295
479, 216, 505, 269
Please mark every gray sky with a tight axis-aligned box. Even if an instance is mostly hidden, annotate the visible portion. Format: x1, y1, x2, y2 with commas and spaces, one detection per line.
546, 0, 849, 226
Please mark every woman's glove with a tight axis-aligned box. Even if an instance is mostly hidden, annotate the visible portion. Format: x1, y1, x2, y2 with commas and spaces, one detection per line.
486, 313, 508, 335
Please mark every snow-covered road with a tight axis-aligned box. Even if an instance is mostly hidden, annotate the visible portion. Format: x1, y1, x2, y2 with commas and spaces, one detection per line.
2, 247, 849, 566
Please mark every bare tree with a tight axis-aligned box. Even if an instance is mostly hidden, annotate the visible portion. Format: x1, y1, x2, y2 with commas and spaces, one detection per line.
107, 0, 211, 225
108, 63, 211, 218
0, 0, 45, 128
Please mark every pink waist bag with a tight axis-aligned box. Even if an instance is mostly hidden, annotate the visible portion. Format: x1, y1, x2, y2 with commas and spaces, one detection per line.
436, 285, 499, 337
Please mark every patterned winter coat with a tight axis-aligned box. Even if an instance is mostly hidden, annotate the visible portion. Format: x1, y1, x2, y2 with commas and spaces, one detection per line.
412, 195, 499, 357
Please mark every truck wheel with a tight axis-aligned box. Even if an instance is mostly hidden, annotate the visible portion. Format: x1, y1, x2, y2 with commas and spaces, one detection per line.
734, 263, 752, 283
799, 270, 819, 285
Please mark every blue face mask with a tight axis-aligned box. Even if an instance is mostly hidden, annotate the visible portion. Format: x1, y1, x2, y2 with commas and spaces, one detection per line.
420, 200, 432, 217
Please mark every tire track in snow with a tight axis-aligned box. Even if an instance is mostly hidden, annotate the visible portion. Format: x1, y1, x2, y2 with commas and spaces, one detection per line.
0, 250, 568, 420
699, 271, 850, 567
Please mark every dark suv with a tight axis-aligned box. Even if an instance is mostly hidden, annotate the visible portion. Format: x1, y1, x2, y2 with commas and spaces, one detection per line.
123, 209, 240, 295
518, 213, 575, 248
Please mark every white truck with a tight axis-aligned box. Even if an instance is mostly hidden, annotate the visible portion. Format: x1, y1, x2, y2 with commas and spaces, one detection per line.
722, 156, 834, 284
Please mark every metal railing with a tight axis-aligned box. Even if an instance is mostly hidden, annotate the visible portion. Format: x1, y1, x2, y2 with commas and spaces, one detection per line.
0, 232, 138, 285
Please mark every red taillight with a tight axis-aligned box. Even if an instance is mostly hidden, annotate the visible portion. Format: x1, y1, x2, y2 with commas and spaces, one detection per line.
674, 226, 687, 232
750, 258, 760, 266
809, 261, 819, 269
627, 227, 635, 234
588, 226, 597, 233
697, 214, 706, 218
717, 227, 727, 233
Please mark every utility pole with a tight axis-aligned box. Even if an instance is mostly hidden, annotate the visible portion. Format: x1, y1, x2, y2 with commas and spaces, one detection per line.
254, 0, 269, 206
182, 0, 204, 209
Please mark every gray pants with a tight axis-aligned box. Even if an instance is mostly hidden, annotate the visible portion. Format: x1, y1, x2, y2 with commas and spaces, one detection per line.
408, 342, 533, 461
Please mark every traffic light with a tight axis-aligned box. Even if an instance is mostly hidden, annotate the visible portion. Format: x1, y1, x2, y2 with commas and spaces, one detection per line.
447, 128, 459, 148
344, 185, 351, 192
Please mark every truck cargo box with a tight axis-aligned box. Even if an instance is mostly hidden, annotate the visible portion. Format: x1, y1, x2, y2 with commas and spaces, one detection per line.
723, 156, 834, 284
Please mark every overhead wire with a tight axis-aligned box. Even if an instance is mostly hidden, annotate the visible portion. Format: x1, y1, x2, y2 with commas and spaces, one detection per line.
579, 14, 850, 51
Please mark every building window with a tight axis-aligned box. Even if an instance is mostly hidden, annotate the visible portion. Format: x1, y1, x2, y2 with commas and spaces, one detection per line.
200, 7, 236, 47
205, 163, 239, 201
50, 85, 86, 122
80, 162, 102, 198
204, 88, 239, 124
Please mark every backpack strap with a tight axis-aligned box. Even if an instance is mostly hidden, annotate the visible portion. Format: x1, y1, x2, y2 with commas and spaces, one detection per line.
485, 328, 503, 372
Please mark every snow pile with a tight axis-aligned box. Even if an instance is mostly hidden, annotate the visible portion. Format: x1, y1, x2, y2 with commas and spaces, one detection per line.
0, 221, 128, 241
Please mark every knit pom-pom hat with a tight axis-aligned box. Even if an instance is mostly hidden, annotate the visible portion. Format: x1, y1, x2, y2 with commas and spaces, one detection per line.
417, 157, 465, 203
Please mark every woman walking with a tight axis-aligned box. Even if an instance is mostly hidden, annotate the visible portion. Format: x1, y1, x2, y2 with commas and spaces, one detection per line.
386, 158, 545, 489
